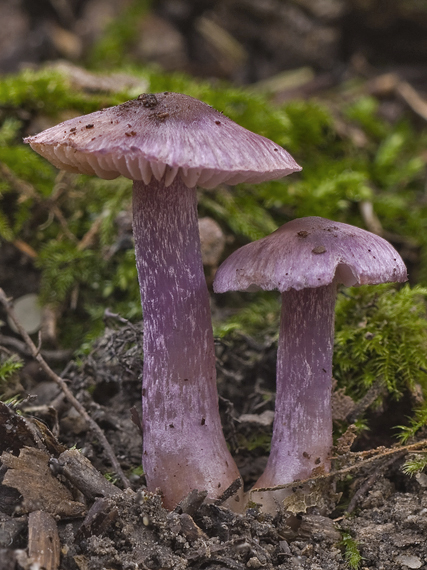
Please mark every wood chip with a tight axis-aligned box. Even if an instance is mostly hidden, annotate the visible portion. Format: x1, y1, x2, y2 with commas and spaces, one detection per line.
239, 410, 275, 426
77, 497, 118, 540
47, 61, 148, 95
0, 548, 17, 570
298, 514, 341, 543
397, 81, 427, 122
28, 511, 61, 570
0, 402, 37, 456
175, 488, 207, 517
54, 448, 122, 500
177, 513, 208, 542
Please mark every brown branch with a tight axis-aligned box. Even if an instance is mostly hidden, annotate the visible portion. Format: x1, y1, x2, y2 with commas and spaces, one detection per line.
12, 239, 38, 259
0, 288, 130, 489
397, 81, 427, 122
0, 161, 76, 242
250, 438, 427, 496
77, 216, 103, 251
345, 450, 406, 515
0, 160, 38, 200
0, 333, 72, 361
345, 376, 387, 424
50, 203, 77, 242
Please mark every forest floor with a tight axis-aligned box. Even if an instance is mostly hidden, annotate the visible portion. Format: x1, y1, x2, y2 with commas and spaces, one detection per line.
2, 1, 427, 569
1, 312, 427, 570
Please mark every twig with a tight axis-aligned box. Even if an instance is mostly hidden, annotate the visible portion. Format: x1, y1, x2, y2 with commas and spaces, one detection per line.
77, 216, 103, 251
0, 160, 39, 201
345, 377, 387, 424
0, 161, 76, 242
359, 201, 383, 236
0, 333, 72, 361
12, 239, 38, 259
345, 450, 406, 515
0, 288, 130, 489
250, 438, 427, 496
214, 477, 242, 506
103, 309, 136, 327
397, 81, 427, 122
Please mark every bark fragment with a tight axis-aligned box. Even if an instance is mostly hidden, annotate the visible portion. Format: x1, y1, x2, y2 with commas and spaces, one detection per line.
1, 447, 86, 517
28, 511, 61, 570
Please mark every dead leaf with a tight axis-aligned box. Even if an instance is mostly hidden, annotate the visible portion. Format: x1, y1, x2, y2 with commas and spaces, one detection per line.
1, 447, 86, 518
282, 479, 342, 516
0, 402, 65, 456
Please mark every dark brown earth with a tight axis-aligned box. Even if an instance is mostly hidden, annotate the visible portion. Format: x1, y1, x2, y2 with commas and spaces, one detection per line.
1, 316, 427, 569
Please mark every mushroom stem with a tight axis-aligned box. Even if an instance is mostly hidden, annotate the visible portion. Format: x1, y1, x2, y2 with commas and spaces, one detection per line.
132, 178, 241, 509
254, 284, 336, 494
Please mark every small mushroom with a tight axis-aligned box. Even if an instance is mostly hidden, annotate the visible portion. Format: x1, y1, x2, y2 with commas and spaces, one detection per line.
213, 216, 407, 512
24, 92, 301, 509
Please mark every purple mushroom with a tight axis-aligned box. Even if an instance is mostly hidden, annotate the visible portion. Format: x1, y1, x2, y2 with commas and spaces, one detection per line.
213, 216, 407, 512
24, 92, 301, 509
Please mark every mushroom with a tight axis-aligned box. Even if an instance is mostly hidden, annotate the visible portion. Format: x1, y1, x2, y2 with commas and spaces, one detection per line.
213, 216, 407, 512
24, 92, 301, 509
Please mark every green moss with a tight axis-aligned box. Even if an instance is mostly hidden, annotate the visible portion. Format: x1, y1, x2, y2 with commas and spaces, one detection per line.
1, 63, 427, 367
397, 404, 427, 443
0, 355, 23, 400
238, 432, 272, 453
0, 68, 111, 114
130, 465, 145, 477
334, 284, 427, 399
401, 453, 427, 476
345, 96, 387, 140
341, 532, 363, 570
201, 187, 278, 241
213, 294, 279, 340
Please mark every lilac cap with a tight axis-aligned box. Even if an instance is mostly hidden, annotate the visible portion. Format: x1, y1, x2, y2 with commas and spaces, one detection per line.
24, 92, 301, 189
213, 217, 408, 293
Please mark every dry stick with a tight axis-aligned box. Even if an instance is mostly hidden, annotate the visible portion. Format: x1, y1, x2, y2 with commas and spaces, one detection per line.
77, 216, 103, 251
250, 438, 427, 496
345, 377, 387, 424
359, 200, 383, 236
0, 333, 72, 361
397, 81, 427, 122
345, 450, 406, 515
0, 161, 76, 243
0, 288, 130, 489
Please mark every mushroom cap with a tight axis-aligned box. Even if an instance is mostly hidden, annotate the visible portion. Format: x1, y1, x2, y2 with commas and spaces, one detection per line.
24, 92, 301, 189
213, 217, 407, 293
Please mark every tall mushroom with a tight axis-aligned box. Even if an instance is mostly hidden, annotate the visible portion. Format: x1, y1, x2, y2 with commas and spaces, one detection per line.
24, 92, 301, 509
213, 216, 407, 512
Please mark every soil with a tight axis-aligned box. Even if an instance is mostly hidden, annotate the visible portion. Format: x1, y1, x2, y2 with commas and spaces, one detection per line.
1, 318, 427, 570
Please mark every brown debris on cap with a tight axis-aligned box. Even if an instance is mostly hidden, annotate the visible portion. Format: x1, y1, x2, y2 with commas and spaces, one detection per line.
24, 92, 301, 189
214, 216, 408, 293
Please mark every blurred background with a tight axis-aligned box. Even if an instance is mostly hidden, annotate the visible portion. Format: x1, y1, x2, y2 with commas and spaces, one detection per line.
2, 0, 427, 85
2, 0, 427, 84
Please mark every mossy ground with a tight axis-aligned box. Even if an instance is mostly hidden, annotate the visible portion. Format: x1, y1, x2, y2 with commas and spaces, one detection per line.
1, 50, 427, 459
